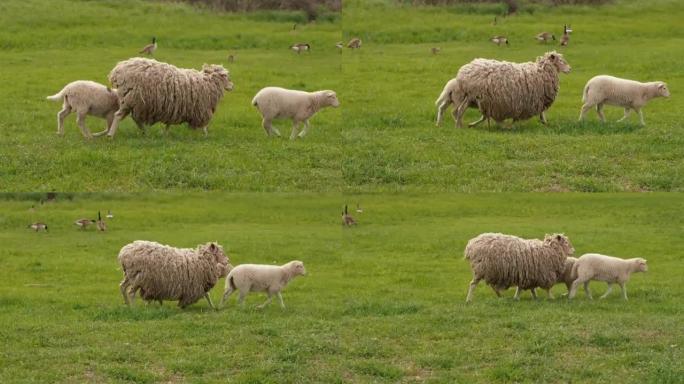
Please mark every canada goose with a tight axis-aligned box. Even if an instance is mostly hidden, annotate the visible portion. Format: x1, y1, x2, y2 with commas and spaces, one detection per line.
96, 211, 107, 232
28, 222, 48, 232
560, 25, 570, 46
106, 210, 114, 219
347, 38, 362, 49
293, 23, 297, 31
491, 36, 509, 46
492, 16, 498, 25
536, 32, 555, 43
342, 205, 356, 226
75, 218, 95, 230
227, 54, 235, 63
139, 37, 157, 56
335, 41, 344, 49
356, 203, 363, 213
431, 47, 441, 55
565, 25, 573, 34
291, 43, 311, 54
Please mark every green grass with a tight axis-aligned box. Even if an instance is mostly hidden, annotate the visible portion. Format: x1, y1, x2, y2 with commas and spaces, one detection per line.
341, 0, 684, 192
1, 192, 682, 382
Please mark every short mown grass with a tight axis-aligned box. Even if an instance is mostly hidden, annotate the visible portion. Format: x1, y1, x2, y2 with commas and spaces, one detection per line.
0, 192, 682, 382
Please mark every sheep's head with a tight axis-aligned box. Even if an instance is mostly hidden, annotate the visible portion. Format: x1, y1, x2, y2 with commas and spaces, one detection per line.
543, 51, 571, 74
634, 258, 648, 272
288, 260, 307, 277
656, 82, 670, 98
322, 91, 340, 108
203, 64, 234, 91
202, 242, 230, 277
544, 233, 574, 256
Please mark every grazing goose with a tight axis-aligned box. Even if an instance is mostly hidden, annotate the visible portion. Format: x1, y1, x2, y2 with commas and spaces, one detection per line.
536, 32, 555, 43
291, 43, 310, 54
342, 205, 356, 227
75, 218, 95, 230
431, 47, 441, 55
491, 36, 509, 46
347, 38, 362, 49
227, 54, 235, 63
139, 37, 157, 56
28, 222, 48, 232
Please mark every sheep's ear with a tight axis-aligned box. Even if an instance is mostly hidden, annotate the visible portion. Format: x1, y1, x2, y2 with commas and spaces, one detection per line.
556, 234, 562, 241
209, 243, 216, 251
549, 53, 556, 61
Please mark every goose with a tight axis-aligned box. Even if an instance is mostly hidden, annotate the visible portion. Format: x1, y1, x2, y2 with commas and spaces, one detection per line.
342, 205, 357, 226
491, 36, 509, 46
291, 43, 311, 54
560, 25, 570, 46
28, 222, 48, 232
106, 210, 114, 219
536, 32, 555, 43
431, 47, 441, 55
347, 38, 362, 49
139, 37, 157, 56
75, 218, 95, 230
356, 203, 363, 213
96, 211, 107, 232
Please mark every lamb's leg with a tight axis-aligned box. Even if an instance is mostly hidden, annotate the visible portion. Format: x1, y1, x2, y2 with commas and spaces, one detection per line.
276, 292, 285, 309
617, 108, 631, 122
569, 279, 582, 299
465, 277, 481, 303
257, 293, 273, 309
454, 98, 469, 129
298, 120, 311, 138
94, 107, 128, 138
290, 121, 300, 140
57, 105, 71, 136
578, 103, 593, 122
596, 103, 606, 122
76, 111, 93, 139
204, 293, 216, 310
600, 283, 613, 299
539, 111, 548, 125
620, 283, 628, 300
220, 286, 234, 308
637, 108, 645, 126
237, 291, 247, 307
119, 277, 131, 305
436, 101, 448, 126
584, 281, 593, 300
106, 113, 114, 133
468, 115, 486, 128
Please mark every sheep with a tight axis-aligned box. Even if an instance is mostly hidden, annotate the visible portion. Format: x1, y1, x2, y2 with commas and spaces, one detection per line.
95, 58, 234, 138
464, 233, 574, 303
220, 260, 306, 309
118, 240, 231, 309
251, 87, 339, 140
435, 78, 483, 127
578, 75, 670, 125
46, 80, 119, 139
569, 253, 648, 300
515, 256, 577, 299
449, 51, 571, 128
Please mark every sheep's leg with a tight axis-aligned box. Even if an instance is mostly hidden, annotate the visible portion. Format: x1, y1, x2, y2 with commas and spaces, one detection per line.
298, 120, 311, 138
620, 283, 628, 300
600, 283, 613, 299
468, 115, 486, 128
135, 120, 146, 135
76, 111, 93, 139
95, 107, 129, 138
290, 121, 300, 140
465, 277, 481, 303
530, 288, 538, 300
106, 113, 115, 132
202, 126, 208, 137
257, 293, 273, 309
220, 286, 234, 308
436, 101, 448, 126
276, 292, 285, 309
204, 293, 216, 310
454, 98, 469, 129
119, 277, 131, 305
262, 118, 276, 136
637, 109, 645, 126
545, 288, 554, 299
596, 103, 606, 122
583, 281, 593, 300
237, 291, 247, 306
513, 287, 521, 300
569, 279, 582, 299
578, 103, 593, 122
491, 286, 502, 298
617, 108, 631, 122
539, 111, 548, 125
57, 105, 71, 136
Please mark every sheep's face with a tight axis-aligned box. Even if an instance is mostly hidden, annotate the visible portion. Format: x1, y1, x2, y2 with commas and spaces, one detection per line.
544, 233, 574, 256
635, 258, 648, 272
204, 64, 234, 91
205, 242, 230, 277
291, 261, 307, 276
323, 91, 340, 108
547, 52, 571, 74
656, 83, 670, 98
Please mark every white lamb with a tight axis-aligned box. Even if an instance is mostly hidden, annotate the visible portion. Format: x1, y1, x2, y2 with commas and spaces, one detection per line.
578, 75, 670, 125
569, 253, 648, 300
46, 80, 119, 138
252, 87, 340, 140
220, 260, 306, 309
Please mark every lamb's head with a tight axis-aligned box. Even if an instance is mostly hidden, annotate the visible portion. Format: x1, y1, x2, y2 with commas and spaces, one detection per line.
541, 51, 571, 74
203, 64, 234, 91
200, 242, 230, 278
321, 90, 340, 108
633, 258, 648, 273
544, 233, 574, 256
655, 82, 670, 98
285, 260, 307, 277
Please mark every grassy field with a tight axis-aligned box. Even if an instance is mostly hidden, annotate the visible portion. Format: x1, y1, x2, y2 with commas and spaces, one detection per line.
1, 193, 682, 383
0, 0, 342, 191
342, 0, 684, 192
1, 0, 683, 192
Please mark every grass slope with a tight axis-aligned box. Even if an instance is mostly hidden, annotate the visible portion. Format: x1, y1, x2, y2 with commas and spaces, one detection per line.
342, 0, 684, 192
1, 193, 682, 382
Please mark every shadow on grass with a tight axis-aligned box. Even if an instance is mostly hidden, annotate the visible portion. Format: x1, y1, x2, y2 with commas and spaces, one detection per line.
466, 119, 643, 136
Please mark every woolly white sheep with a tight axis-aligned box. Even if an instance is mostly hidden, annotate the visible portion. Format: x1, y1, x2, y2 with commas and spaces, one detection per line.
450, 51, 571, 128
464, 233, 574, 303
578, 75, 670, 125
515, 256, 577, 299
252, 87, 339, 140
118, 240, 231, 309
96, 58, 234, 138
569, 253, 647, 300
46, 80, 119, 139
220, 260, 306, 309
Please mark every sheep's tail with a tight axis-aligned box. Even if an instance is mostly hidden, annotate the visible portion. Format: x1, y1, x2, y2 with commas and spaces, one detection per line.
251, 96, 258, 107
581, 83, 590, 103
571, 260, 580, 278
46, 89, 65, 102
228, 275, 236, 291
435, 82, 453, 107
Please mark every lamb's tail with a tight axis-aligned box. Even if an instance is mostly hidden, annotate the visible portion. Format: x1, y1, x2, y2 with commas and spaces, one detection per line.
435, 81, 454, 107
571, 260, 580, 279
581, 83, 590, 103
228, 275, 237, 291
46, 88, 65, 102
251, 96, 258, 107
